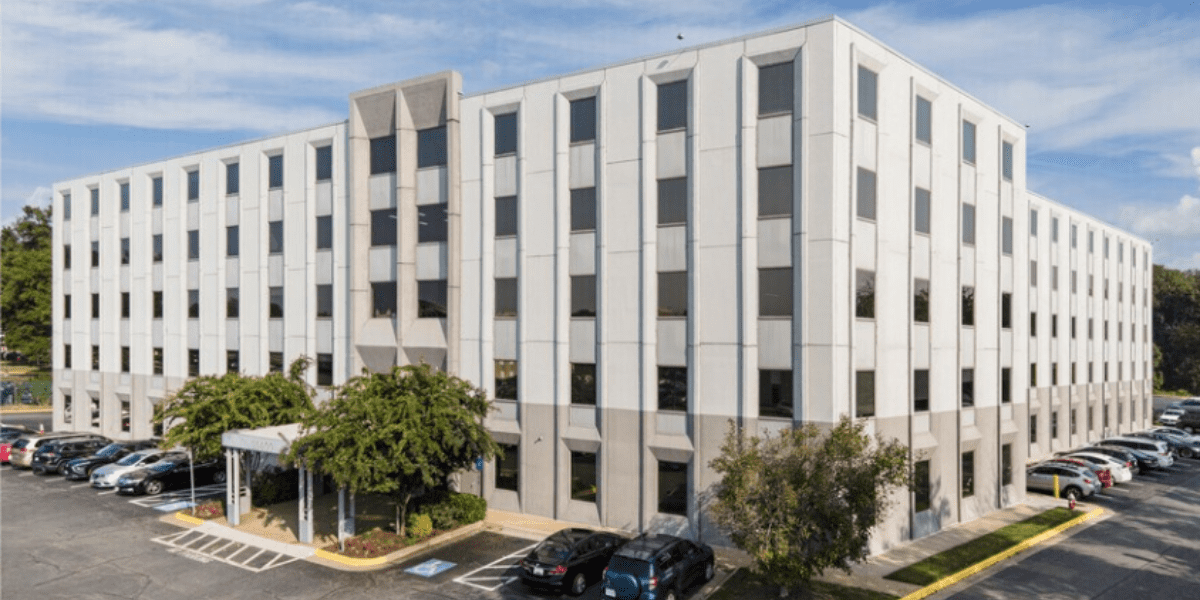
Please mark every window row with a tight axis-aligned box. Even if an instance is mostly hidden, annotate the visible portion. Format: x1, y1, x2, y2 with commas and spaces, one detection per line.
63, 344, 334, 385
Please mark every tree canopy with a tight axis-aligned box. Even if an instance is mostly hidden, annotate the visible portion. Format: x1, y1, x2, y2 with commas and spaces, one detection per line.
284, 363, 501, 536
1, 205, 52, 363
155, 358, 315, 461
709, 417, 910, 595
1153, 265, 1200, 395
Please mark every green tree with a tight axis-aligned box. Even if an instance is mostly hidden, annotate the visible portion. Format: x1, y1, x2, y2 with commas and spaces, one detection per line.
284, 363, 501, 536
709, 417, 910, 597
1153, 265, 1200, 395
1, 205, 52, 363
155, 358, 315, 460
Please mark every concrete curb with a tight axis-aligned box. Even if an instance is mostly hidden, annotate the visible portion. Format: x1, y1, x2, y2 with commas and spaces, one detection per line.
174, 511, 205, 526
306, 519, 487, 571
0, 407, 51, 415
897, 506, 1105, 600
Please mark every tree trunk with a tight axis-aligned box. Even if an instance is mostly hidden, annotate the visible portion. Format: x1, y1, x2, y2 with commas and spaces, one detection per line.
396, 491, 412, 537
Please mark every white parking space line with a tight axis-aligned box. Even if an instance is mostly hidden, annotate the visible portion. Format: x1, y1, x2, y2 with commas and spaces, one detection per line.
128, 485, 225, 508
152, 522, 313, 573
452, 544, 537, 592
18, 472, 34, 477
71, 482, 91, 488
96, 489, 118, 495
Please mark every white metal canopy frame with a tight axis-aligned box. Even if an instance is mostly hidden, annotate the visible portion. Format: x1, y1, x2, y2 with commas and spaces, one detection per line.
220, 424, 356, 546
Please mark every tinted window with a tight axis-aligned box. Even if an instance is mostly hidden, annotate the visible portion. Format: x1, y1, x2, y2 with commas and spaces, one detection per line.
315, 145, 333, 181
226, 162, 239, 195
371, 209, 397, 246
418, 126, 447, 168
856, 168, 876, 220
759, 61, 793, 115
570, 188, 596, 231
187, 170, 200, 200
418, 203, 448, 243
316, 284, 333, 318
657, 80, 688, 131
759, 369, 792, 418
495, 196, 518, 237
658, 272, 687, 317
857, 66, 878, 120
759, 267, 792, 317
915, 96, 932, 144
962, 120, 976, 164
269, 221, 284, 254
316, 216, 333, 249
495, 278, 518, 318
570, 97, 596, 143
268, 155, 284, 188
758, 165, 792, 217
494, 113, 517, 156
658, 366, 687, 411
571, 275, 596, 317
418, 280, 447, 318
370, 136, 396, 175
657, 178, 687, 226
914, 187, 931, 234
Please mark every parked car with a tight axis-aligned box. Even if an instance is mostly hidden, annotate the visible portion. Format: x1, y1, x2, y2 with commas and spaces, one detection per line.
1026, 463, 1099, 501
1158, 408, 1185, 427
116, 456, 226, 495
1045, 457, 1112, 488
1078, 446, 1140, 475
1166, 398, 1200, 410
601, 533, 715, 600
1144, 426, 1200, 443
520, 528, 626, 595
1171, 408, 1200, 434
8, 432, 102, 469
30, 437, 111, 475
0, 426, 33, 463
1066, 452, 1134, 483
1101, 437, 1174, 468
63, 440, 159, 480
1130, 431, 1200, 459
91, 449, 183, 488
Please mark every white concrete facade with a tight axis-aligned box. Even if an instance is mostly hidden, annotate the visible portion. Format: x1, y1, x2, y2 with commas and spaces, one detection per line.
52, 17, 1152, 551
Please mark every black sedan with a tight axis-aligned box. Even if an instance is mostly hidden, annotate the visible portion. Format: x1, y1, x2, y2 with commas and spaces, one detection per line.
116, 457, 226, 495
31, 438, 111, 475
521, 528, 626, 596
63, 440, 159, 480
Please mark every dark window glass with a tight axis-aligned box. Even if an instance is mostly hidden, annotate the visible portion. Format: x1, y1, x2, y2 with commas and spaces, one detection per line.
914, 460, 931, 512
92, 345, 100, 370
759, 267, 792, 317
316, 284, 332, 318
1002, 141, 1013, 181
496, 196, 518, 237
269, 286, 283, 319
92, 241, 99, 267
914, 187, 931, 234
1030, 209, 1038, 236
121, 292, 130, 319
658, 460, 688, 515
1052, 314, 1058, 338
657, 80, 688, 131
962, 203, 975, 245
316, 216, 332, 250
269, 221, 283, 254
758, 165, 793, 217
496, 444, 519, 491
64, 294, 71, 319
152, 234, 163, 263
856, 370, 875, 418
188, 349, 200, 377
571, 363, 596, 406
227, 226, 239, 257
188, 289, 200, 319
153, 347, 163, 375
153, 291, 163, 319
187, 170, 200, 201
121, 237, 130, 265
268, 155, 283, 189
91, 188, 100, 215
418, 203, 448, 243
962, 286, 974, 326
962, 120, 976, 164
63, 193, 71, 220
658, 272, 688, 317
856, 270, 875, 319
371, 208, 397, 246
418, 280, 447, 318
495, 278, 518, 318
1001, 444, 1012, 486
152, 177, 163, 206
92, 293, 100, 319
1001, 293, 1012, 329
226, 288, 238, 319
317, 353, 333, 386
857, 66, 878, 120
570, 188, 596, 231
657, 177, 687, 226
64, 344, 72, 369
226, 162, 239, 195
759, 61, 794, 115
370, 136, 396, 175
269, 352, 283, 373
571, 275, 596, 317
961, 368, 974, 407
759, 369, 793, 418
914, 278, 929, 323
1002, 367, 1012, 403
120, 183, 130, 212
121, 346, 130, 373
64, 244, 71, 270
570, 97, 596, 143
227, 350, 239, 374
961, 451, 975, 498
1002, 216, 1013, 254
495, 359, 518, 400
188, 229, 199, 260
914, 369, 929, 412
417, 126, 447, 168
658, 366, 687, 412
1030, 311, 1037, 336
1030, 260, 1038, 287
315, 145, 333, 181
494, 113, 518, 156
915, 96, 932, 144
571, 451, 597, 503
856, 167, 876, 220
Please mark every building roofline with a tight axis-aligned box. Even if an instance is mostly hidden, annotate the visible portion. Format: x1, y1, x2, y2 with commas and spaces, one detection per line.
1027, 189, 1151, 246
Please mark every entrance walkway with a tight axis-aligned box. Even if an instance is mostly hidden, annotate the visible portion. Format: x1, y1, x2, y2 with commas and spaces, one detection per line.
152, 520, 315, 573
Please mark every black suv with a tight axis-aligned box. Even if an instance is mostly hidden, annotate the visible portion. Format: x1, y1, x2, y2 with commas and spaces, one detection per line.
601, 533, 715, 600
31, 437, 111, 475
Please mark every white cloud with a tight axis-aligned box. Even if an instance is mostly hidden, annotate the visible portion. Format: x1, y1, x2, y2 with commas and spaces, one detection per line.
1117, 146, 1200, 268
24, 187, 52, 210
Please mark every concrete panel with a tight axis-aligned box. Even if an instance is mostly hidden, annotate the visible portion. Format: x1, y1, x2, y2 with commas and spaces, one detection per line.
914, 325, 930, 367
416, 167, 447, 206
523, 172, 556, 258
523, 255, 556, 343
656, 225, 687, 272
369, 173, 396, 210
416, 242, 448, 281
225, 321, 239, 351
369, 246, 397, 282
187, 323, 200, 349
602, 62, 646, 164
757, 318, 792, 370
569, 232, 596, 276
268, 255, 284, 287
854, 120, 877, 171
188, 262, 200, 290
757, 115, 793, 168
695, 245, 739, 345
605, 161, 642, 254
656, 412, 688, 436
855, 220, 876, 271
913, 145, 931, 190
269, 189, 283, 221
495, 237, 518, 279
152, 320, 162, 347
694, 146, 739, 250
959, 165, 976, 206
494, 319, 517, 360
188, 202, 200, 230
269, 319, 283, 352
226, 197, 239, 226
605, 251, 641, 345
656, 319, 687, 367
855, 320, 875, 369
805, 134, 850, 240
569, 144, 596, 190
960, 329, 975, 366
496, 155, 518, 198
225, 259, 239, 287
603, 342, 642, 413
316, 181, 333, 216
757, 217, 792, 268
568, 318, 596, 364
316, 251, 332, 285
656, 130, 687, 180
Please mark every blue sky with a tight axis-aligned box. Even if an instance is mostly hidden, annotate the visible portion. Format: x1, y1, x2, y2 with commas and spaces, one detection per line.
3, 0, 1198, 268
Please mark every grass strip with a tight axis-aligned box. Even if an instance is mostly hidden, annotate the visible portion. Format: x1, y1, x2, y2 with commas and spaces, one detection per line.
884, 507, 1081, 586
710, 567, 899, 600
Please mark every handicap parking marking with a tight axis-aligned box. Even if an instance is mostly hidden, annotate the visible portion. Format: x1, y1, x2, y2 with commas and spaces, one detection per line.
405, 558, 457, 578
452, 543, 537, 592
128, 484, 226, 509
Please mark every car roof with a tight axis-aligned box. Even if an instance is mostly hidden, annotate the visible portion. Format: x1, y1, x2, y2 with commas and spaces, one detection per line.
614, 533, 683, 561
548, 528, 595, 545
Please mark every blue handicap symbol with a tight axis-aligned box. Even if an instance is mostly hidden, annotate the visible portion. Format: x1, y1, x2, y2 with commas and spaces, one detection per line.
405, 559, 456, 578
154, 500, 196, 512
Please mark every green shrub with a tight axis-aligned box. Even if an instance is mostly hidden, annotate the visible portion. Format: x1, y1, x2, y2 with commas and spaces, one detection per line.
407, 513, 433, 538
449, 492, 487, 524
426, 501, 458, 530
251, 469, 299, 506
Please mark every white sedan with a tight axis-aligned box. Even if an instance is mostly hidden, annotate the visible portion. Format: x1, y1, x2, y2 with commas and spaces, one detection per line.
1067, 452, 1133, 484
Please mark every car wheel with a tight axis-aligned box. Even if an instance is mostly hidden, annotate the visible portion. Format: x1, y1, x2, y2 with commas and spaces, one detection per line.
705, 561, 714, 582
144, 480, 164, 495
58, 463, 70, 475
213, 470, 227, 484
1064, 487, 1081, 502
569, 572, 587, 596
1181, 448, 1195, 459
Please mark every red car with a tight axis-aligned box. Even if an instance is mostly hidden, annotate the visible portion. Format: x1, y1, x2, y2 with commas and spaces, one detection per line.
1, 426, 33, 464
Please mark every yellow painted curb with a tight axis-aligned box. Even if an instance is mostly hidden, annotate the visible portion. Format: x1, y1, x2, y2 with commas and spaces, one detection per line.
314, 548, 388, 567
175, 511, 205, 526
898, 507, 1104, 600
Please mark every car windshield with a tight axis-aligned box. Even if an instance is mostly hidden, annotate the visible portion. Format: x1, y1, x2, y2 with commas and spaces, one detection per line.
1, 431, 22, 442
96, 444, 125, 458
150, 461, 180, 473
117, 451, 152, 466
